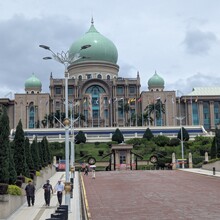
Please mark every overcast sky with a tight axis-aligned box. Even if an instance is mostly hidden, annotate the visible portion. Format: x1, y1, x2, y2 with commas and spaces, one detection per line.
1, 0, 220, 99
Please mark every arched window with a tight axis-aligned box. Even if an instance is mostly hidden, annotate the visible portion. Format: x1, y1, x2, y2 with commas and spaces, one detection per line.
97, 74, 102, 79
29, 105, 35, 128
107, 75, 110, 80
78, 75, 82, 80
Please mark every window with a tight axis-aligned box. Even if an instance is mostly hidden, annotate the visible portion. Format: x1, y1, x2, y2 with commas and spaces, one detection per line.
117, 86, 124, 95
29, 106, 35, 128
129, 86, 135, 94
68, 87, 74, 95
78, 75, 82, 80
87, 74, 92, 79
107, 75, 110, 80
55, 87, 61, 95
203, 102, 210, 129
97, 74, 102, 79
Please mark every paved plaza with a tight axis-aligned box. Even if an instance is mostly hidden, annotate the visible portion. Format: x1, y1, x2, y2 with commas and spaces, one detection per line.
82, 169, 220, 220
4, 168, 220, 220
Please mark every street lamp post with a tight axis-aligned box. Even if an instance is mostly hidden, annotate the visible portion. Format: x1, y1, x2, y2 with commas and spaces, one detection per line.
176, 116, 185, 169
39, 44, 91, 208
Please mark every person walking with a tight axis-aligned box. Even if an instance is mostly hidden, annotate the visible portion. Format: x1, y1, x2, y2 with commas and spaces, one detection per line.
25, 180, 36, 207
84, 164, 89, 176
54, 180, 64, 206
43, 180, 53, 206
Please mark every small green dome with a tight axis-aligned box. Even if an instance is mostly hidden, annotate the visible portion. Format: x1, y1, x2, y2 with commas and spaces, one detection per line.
148, 72, 165, 88
69, 20, 118, 64
25, 73, 42, 89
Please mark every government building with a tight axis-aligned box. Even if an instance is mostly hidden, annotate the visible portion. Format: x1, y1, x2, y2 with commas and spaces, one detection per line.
1, 20, 220, 133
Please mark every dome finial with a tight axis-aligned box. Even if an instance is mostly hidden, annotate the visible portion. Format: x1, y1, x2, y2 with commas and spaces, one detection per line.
91, 17, 94, 25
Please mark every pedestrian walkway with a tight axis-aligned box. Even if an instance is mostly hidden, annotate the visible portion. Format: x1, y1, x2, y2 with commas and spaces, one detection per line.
180, 168, 220, 177
7, 171, 81, 220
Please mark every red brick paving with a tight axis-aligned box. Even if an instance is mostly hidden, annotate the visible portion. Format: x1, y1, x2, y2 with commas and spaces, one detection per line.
82, 170, 220, 220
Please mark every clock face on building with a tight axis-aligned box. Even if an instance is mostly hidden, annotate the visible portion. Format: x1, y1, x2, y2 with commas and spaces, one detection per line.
88, 157, 96, 165
150, 155, 158, 164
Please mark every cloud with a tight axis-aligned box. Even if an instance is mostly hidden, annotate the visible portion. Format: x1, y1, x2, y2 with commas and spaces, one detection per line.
183, 29, 217, 55
166, 73, 220, 94
0, 14, 86, 97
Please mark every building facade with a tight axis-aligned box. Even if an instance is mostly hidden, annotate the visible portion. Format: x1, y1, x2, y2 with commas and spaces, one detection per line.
1, 20, 220, 132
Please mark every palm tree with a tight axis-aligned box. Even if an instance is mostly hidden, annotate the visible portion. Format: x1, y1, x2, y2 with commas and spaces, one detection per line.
144, 99, 165, 126
118, 101, 130, 126
143, 112, 153, 126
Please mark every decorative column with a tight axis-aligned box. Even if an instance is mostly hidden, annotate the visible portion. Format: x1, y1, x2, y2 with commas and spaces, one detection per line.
205, 152, 209, 163
189, 152, 193, 168
172, 153, 176, 170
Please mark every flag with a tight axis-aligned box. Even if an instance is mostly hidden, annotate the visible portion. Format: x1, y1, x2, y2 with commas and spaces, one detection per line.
156, 97, 161, 100
75, 100, 80, 106
130, 98, 136, 103
108, 98, 111, 104
113, 98, 117, 103
137, 97, 142, 102
95, 99, 99, 105
83, 98, 87, 103
195, 97, 198, 102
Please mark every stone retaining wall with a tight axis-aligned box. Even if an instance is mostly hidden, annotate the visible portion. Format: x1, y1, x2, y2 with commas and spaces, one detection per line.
0, 165, 56, 220
202, 161, 220, 171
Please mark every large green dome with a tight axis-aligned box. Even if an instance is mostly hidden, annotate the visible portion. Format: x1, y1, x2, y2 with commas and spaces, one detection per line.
148, 72, 165, 88
25, 73, 42, 90
69, 20, 118, 64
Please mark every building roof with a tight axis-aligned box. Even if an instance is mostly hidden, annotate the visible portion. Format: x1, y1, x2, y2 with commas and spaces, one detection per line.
187, 87, 220, 96
69, 19, 118, 64
25, 73, 42, 89
148, 71, 164, 89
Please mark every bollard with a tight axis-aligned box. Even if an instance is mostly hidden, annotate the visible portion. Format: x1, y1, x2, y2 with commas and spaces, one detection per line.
213, 167, 216, 175
51, 212, 64, 220
55, 209, 67, 220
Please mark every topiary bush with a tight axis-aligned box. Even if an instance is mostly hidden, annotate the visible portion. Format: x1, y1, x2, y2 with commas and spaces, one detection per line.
7, 185, 22, 196
112, 128, 124, 144
153, 135, 170, 147
143, 128, 154, 140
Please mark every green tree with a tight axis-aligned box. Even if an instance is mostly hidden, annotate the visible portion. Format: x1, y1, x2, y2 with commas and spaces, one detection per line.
75, 130, 86, 144
177, 127, 189, 141
31, 137, 41, 171
0, 107, 10, 183
13, 120, 30, 177
143, 112, 153, 126
143, 128, 154, 140
8, 144, 17, 184
210, 137, 217, 159
41, 136, 51, 166
38, 141, 44, 168
215, 128, 220, 158
45, 137, 52, 164
144, 99, 165, 125
25, 137, 34, 170
153, 135, 170, 147
112, 128, 124, 144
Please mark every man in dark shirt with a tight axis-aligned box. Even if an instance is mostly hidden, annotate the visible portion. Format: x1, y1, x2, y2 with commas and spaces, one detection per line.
25, 180, 36, 207
42, 180, 53, 206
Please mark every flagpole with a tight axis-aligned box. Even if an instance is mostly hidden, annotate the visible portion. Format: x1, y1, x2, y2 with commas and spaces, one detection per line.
110, 98, 112, 127
135, 99, 137, 126
160, 99, 162, 126
123, 98, 125, 127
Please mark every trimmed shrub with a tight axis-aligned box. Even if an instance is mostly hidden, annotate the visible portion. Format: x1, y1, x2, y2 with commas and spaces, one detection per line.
7, 185, 22, 196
